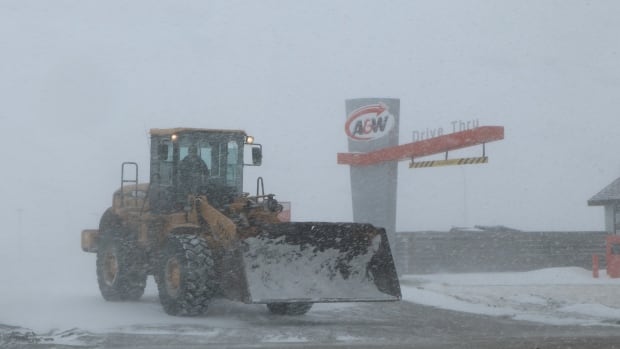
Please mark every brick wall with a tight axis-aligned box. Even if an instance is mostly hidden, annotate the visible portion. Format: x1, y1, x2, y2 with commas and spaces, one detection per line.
393, 230, 608, 274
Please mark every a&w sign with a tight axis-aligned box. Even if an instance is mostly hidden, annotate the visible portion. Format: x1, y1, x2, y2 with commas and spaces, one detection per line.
345, 103, 396, 141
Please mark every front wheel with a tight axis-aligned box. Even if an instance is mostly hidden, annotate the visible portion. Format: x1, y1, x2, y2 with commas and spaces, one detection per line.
266, 302, 313, 315
156, 234, 217, 316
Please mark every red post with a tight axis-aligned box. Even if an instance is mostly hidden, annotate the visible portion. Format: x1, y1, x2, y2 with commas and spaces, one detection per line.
606, 235, 620, 278
592, 254, 599, 278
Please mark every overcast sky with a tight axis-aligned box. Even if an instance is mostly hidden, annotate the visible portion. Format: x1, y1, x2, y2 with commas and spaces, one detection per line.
1, 0, 620, 240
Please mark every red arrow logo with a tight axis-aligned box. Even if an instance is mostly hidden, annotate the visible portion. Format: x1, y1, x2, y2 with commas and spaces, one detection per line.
345, 103, 391, 141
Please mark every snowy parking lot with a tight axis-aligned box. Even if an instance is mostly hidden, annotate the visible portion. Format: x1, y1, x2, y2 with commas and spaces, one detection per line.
2, 235, 620, 349
3, 262, 620, 336
2, 234, 620, 347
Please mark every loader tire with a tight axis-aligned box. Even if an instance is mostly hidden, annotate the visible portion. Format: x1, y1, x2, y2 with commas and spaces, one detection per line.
156, 234, 216, 316
96, 234, 148, 301
266, 302, 313, 316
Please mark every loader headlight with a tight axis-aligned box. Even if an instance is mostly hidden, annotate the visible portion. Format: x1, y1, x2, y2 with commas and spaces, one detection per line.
245, 135, 254, 144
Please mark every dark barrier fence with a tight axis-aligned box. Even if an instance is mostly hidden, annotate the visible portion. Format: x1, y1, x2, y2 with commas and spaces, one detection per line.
393, 230, 608, 275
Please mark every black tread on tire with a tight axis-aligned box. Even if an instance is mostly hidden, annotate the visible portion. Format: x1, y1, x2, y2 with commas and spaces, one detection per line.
96, 212, 148, 301
156, 234, 217, 316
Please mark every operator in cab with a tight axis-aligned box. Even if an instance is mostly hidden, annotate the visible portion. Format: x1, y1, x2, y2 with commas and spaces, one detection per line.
179, 144, 209, 195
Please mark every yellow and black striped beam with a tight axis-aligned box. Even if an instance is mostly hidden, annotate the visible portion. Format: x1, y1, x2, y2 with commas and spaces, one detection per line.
409, 156, 488, 169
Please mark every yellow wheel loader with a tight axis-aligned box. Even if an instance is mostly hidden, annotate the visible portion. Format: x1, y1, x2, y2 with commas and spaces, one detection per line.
81, 128, 401, 316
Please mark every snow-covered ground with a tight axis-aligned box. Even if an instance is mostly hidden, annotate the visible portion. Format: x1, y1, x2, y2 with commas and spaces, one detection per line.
401, 267, 620, 326
3, 254, 620, 335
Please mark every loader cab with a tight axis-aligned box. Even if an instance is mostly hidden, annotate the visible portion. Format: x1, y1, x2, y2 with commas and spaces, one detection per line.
149, 128, 255, 213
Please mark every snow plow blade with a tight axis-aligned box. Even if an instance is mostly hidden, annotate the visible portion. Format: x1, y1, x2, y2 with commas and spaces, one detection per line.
221, 222, 401, 304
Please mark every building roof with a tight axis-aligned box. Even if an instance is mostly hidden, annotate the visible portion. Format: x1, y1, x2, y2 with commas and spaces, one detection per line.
588, 177, 620, 206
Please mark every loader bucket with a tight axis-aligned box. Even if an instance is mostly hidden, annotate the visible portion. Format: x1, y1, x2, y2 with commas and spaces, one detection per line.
220, 222, 401, 304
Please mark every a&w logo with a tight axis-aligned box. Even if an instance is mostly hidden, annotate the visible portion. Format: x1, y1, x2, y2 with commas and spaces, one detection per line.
345, 103, 395, 141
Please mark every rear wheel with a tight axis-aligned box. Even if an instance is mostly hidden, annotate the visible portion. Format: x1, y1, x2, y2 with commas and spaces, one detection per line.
266, 302, 313, 315
156, 234, 217, 316
96, 234, 147, 301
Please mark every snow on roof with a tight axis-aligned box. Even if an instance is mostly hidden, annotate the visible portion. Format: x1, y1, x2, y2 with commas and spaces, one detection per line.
588, 177, 620, 206
150, 127, 247, 136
